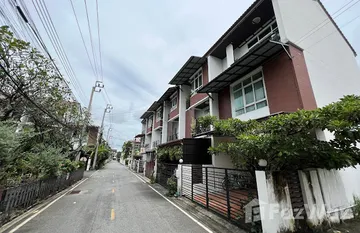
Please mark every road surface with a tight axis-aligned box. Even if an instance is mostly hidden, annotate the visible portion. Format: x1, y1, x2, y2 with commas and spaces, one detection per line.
11, 161, 208, 233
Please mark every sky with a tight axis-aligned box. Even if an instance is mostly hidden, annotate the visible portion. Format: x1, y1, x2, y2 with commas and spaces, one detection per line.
7, 0, 360, 150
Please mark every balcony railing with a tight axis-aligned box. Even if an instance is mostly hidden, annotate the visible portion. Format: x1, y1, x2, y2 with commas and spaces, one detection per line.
192, 119, 212, 136
167, 133, 178, 142
152, 139, 162, 148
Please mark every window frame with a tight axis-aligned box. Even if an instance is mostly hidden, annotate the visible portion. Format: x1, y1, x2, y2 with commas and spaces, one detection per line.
190, 68, 203, 95
170, 94, 178, 111
230, 67, 268, 117
156, 108, 162, 122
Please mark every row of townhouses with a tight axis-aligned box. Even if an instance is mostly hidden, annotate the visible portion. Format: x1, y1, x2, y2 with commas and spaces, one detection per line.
134, 0, 360, 175
130, 1, 360, 231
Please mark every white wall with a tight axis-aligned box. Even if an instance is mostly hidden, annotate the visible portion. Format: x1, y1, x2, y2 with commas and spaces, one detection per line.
256, 171, 295, 233
208, 56, 223, 81
179, 85, 191, 139
225, 44, 234, 68
211, 137, 235, 168
272, 0, 360, 109
299, 169, 357, 225
162, 101, 169, 143
234, 44, 249, 60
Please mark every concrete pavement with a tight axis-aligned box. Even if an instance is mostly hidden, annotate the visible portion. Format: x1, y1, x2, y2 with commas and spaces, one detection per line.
6, 161, 209, 233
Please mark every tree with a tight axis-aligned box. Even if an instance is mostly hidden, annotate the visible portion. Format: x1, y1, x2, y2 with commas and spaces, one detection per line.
0, 25, 84, 149
122, 141, 132, 159
198, 95, 360, 172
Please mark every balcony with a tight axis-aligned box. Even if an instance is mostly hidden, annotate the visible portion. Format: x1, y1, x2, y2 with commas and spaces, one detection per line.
152, 139, 162, 148
146, 126, 153, 134
154, 120, 163, 130
167, 133, 178, 142
192, 120, 211, 137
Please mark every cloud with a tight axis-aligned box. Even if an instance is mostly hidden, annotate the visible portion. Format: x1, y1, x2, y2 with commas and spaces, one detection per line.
18, 0, 360, 149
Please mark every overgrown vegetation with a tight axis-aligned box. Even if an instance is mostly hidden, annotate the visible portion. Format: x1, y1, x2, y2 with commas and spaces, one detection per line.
156, 145, 182, 162
196, 95, 360, 172
166, 175, 177, 196
122, 141, 132, 160
0, 26, 87, 187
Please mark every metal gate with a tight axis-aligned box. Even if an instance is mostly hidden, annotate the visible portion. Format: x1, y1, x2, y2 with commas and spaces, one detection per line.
145, 161, 155, 179
181, 165, 260, 230
156, 163, 178, 188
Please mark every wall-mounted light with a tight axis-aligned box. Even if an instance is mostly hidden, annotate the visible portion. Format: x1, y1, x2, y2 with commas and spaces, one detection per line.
252, 17, 261, 25
258, 159, 267, 167
179, 159, 183, 164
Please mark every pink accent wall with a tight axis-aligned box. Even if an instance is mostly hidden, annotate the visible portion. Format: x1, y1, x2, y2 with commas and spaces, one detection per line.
185, 109, 195, 138
218, 86, 232, 119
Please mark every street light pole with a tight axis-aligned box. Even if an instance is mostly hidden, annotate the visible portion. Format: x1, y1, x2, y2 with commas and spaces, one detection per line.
78, 81, 103, 161
106, 127, 112, 142
93, 104, 113, 169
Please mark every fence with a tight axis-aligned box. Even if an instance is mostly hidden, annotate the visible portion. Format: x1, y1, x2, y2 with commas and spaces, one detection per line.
181, 165, 260, 230
156, 163, 178, 188
0, 168, 84, 225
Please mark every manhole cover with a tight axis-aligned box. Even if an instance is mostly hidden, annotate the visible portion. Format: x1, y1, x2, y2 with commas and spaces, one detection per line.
69, 190, 81, 195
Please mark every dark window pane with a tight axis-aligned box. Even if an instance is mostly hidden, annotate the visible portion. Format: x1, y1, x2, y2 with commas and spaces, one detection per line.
243, 77, 252, 86
256, 100, 268, 109
252, 71, 262, 81
246, 105, 256, 112
235, 108, 245, 116
233, 83, 242, 92
198, 75, 202, 87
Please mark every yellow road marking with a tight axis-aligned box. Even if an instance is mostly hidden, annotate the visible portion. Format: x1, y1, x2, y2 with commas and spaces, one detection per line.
111, 209, 115, 220
112, 188, 115, 193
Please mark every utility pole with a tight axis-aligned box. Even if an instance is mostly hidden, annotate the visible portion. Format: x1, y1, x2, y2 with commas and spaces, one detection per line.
93, 104, 113, 169
78, 81, 103, 163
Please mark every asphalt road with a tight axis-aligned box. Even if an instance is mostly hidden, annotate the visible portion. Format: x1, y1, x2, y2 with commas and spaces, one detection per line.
11, 161, 208, 233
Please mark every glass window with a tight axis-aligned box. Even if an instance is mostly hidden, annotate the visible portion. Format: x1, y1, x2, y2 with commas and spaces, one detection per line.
190, 70, 203, 93
234, 90, 244, 110
232, 70, 268, 116
254, 80, 265, 101
171, 97, 177, 109
244, 85, 254, 104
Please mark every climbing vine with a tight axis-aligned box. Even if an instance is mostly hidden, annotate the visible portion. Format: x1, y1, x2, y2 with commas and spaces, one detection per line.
196, 95, 360, 171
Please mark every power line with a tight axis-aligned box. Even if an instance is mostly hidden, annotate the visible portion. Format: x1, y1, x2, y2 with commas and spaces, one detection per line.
68, 0, 97, 78
0, 62, 76, 129
305, 12, 360, 50
297, 0, 360, 44
83, 0, 99, 80
29, 0, 88, 105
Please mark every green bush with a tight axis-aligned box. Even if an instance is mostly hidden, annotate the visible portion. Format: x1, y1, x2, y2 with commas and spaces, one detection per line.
166, 175, 177, 196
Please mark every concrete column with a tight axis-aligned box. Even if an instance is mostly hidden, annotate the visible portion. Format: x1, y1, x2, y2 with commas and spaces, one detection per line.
207, 56, 224, 81
176, 164, 182, 196
225, 44, 234, 68
162, 101, 169, 143
209, 93, 219, 118
179, 85, 191, 139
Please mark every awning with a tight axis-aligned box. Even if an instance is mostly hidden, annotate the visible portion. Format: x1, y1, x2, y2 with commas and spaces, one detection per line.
140, 101, 160, 119
169, 56, 206, 85
158, 87, 177, 103
198, 38, 284, 93
134, 133, 145, 138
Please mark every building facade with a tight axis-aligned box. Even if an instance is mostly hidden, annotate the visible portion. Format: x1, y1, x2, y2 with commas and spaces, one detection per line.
138, 0, 360, 169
